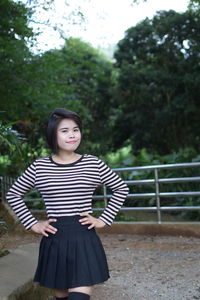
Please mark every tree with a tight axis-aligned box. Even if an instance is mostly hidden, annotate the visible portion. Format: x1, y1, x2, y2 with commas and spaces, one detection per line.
0, 0, 34, 121
113, 10, 200, 154
1, 34, 115, 161
188, 0, 200, 15
34, 38, 115, 155
0, 1, 116, 176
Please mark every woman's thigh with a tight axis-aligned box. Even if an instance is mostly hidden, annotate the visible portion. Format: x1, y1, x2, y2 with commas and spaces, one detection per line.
68, 286, 93, 295
54, 288, 68, 298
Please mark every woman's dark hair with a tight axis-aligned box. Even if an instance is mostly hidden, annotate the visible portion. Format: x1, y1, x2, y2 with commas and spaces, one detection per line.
46, 108, 82, 153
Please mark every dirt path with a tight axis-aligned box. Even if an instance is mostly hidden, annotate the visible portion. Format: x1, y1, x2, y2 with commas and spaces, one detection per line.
93, 234, 200, 300
1, 230, 200, 300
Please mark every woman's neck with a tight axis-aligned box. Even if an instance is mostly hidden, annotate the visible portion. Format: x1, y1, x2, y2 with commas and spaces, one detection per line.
52, 151, 81, 164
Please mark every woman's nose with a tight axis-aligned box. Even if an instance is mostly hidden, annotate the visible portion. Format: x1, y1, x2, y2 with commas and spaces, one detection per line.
69, 132, 75, 138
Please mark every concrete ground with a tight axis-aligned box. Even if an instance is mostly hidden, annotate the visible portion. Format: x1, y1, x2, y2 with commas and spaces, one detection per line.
1, 233, 200, 300
0, 243, 39, 300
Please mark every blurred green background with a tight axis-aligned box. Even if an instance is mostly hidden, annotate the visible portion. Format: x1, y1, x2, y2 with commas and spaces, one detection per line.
1, 0, 200, 221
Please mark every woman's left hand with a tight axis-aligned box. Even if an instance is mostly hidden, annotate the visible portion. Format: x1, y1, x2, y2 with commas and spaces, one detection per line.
79, 213, 106, 229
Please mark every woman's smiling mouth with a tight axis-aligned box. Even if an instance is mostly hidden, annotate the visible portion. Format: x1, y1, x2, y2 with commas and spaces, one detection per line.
66, 141, 77, 144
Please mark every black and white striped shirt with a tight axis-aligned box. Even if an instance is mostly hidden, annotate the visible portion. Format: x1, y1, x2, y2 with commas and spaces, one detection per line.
7, 154, 129, 230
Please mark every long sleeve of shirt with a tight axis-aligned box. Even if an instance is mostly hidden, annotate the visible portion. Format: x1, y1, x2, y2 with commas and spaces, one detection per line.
97, 158, 129, 225
6, 154, 129, 229
6, 162, 38, 230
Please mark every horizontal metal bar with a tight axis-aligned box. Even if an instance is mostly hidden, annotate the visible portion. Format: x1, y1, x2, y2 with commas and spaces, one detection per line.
2, 163, 200, 181
158, 177, 200, 183
125, 177, 200, 185
160, 206, 200, 211
120, 206, 200, 212
113, 162, 200, 172
121, 207, 158, 211
30, 206, 200, 214
93, 208, 104, 211
159, 191, 200, 197
30, 209, 46, 213
92, 195, 112, 199
127, 193, 155, 198
159, 177, 200, 183
29, 207, 158, 213
30, 208, 106, 213
127, 191, 200, 198
25, 191, 200, 203
26, 196, 112, 202
121, 206, 200, 211
125, 179, 155, 185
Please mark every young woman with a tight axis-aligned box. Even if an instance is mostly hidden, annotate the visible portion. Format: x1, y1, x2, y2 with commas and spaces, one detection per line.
7, 108, 129, 300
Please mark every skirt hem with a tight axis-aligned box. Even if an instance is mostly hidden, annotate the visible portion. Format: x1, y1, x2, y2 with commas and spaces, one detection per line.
33, 276, 110, 290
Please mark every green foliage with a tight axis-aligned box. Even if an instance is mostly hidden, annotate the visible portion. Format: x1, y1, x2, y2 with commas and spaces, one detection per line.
114, 10, 200, 154
0, 249, 10, 257
0, 1, 115, 166
19, 37, 115, 156
57, 38, 115, 155
1, 21, 115, 160
188, 0, 200, 11
27, 200, 45, 210
0, 121, 24, 153
0, 118, 50, 176
0, 120, 27, 175
0, 137, 50, 177
0, 0, 34, 121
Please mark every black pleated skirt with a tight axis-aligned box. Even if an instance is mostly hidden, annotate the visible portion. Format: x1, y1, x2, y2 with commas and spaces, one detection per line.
33, 216, 110, 289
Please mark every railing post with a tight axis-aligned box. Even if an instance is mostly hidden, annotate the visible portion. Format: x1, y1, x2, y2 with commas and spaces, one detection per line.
154, 169, 161, 224
103, 185, 107, 209
3, 176, 6, 201
2, 176, 6, 202
0, 176, 3, 202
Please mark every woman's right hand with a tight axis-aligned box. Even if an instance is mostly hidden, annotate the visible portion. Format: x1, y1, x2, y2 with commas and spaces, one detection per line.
31, 219, 57, 237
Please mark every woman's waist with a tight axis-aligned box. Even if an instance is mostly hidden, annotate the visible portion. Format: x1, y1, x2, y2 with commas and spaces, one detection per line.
46, 215, 96, 238
47, 213, 93, 229
49, 215, 83, 224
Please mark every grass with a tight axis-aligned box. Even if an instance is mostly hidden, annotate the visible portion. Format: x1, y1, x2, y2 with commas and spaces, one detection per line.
0, 249, 10, 258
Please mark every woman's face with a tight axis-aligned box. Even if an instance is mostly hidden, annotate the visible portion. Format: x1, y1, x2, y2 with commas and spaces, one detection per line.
56, 118, 81, 153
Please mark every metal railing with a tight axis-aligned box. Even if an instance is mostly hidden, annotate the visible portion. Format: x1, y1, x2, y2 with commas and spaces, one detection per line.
113, 162, 200, 223
1, 162, 200, 224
